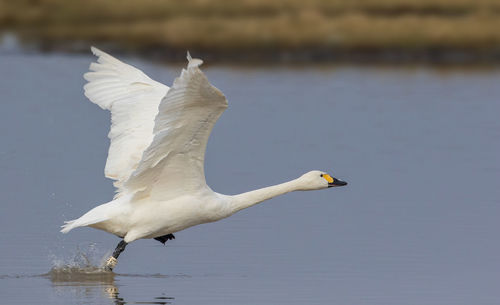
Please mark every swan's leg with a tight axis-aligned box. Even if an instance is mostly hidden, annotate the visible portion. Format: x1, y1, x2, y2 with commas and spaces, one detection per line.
154, 233, 175, 245
104, 240, 128, 271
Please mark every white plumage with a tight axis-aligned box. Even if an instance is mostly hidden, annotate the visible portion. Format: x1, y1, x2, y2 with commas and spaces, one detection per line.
61, 47, 346, 269
83, 47, 168, 194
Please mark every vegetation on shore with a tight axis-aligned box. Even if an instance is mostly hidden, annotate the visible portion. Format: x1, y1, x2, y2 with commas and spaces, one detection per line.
1, 0, 500, 62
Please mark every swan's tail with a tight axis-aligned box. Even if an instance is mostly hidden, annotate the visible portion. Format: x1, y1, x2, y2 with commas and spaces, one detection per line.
60, 201, 118, 233
61, 194, 131, 234
60, 220, 78, 233
60, 212, 108, 233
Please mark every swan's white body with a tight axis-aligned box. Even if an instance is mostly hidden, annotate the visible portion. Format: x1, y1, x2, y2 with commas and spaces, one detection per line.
61, 47, 345, 244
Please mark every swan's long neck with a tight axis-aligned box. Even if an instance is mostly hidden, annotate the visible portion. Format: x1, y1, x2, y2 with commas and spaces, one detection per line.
228, 179, 301, 214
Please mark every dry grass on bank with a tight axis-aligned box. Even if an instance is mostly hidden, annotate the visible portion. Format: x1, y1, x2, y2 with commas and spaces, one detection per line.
1, 0, 500, 60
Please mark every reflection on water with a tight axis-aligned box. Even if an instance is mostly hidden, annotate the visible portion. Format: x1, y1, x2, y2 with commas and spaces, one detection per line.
48, 268, 118, 303
48, 266, 115, 282
48, 268, 175, 304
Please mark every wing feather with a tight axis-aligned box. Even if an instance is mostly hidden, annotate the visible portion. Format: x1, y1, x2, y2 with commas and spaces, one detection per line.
125, 56, 227, 199
83, 47, 169, 194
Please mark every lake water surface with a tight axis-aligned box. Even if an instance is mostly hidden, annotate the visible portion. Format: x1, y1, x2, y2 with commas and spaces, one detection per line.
1, 51, 499, 304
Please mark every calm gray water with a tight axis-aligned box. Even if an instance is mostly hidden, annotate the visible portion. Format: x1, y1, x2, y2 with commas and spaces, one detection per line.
1, 50, 499, 305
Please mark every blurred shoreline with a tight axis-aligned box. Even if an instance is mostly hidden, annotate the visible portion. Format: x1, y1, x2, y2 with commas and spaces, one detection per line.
2, 0, 500, 64
5, 38, 500, 66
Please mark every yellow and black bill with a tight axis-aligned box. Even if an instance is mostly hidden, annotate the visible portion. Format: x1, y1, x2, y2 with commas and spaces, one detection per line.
322, 174, 348, 187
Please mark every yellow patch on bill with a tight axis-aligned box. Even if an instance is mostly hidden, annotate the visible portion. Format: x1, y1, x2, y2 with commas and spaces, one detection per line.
323, 174, 334, 183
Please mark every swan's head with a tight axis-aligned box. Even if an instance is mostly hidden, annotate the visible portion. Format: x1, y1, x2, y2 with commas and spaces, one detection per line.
297, 170, 348, 191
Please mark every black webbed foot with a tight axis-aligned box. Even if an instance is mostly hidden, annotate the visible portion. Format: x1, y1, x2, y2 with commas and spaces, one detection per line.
154, 233, 175, 245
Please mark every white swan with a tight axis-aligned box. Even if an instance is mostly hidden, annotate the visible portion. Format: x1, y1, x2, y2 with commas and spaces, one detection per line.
61, 47, 347, 271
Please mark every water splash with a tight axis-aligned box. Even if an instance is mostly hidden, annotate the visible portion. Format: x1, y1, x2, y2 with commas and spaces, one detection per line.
48, 243, 114, 282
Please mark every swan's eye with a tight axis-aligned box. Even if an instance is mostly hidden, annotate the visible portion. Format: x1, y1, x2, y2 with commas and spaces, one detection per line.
320, 174, 323, 177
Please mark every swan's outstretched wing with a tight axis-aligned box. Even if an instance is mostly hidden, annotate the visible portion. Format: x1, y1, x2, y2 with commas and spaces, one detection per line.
124, 54, 227, 199
83, 47, 169, 194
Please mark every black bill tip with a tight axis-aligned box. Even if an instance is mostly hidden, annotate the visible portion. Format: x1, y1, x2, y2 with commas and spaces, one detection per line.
328, 178, 348, 187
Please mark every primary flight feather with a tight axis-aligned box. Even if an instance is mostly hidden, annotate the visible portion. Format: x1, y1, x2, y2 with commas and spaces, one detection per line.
61, 47, 347, 271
